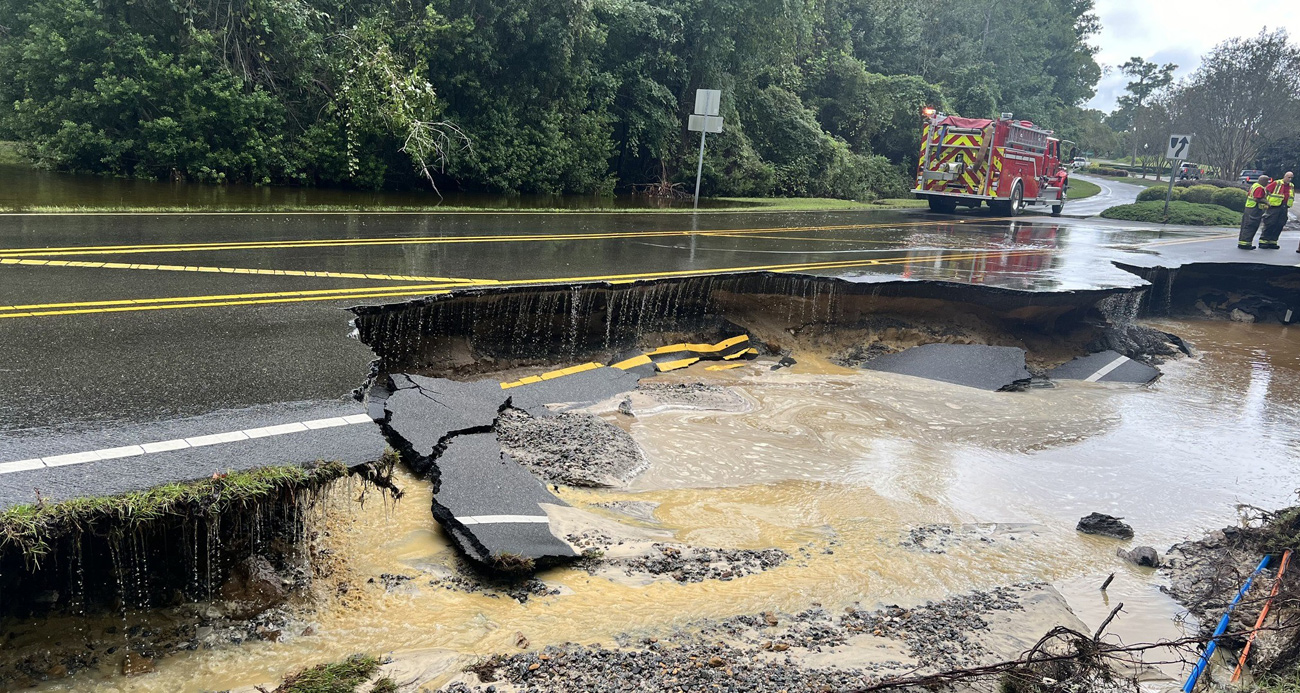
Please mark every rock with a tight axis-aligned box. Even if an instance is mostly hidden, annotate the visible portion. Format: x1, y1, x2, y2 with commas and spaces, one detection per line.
301, 626, 316, 637
1230, 308, 1256, 323
219, 555, 289, 619
1117, 546, 1160, 567
122, 652, 154, 677
1076, 513, 1134, 539
708, 656, 726, 667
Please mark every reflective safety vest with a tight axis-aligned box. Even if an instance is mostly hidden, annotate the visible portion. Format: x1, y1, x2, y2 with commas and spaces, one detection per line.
1247, 182, 1268, 208
1266, 180, 1294, 207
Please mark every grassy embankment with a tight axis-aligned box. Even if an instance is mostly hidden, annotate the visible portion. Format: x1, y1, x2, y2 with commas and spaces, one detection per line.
1067, 178, 1100, 200
0, 462, 349, 559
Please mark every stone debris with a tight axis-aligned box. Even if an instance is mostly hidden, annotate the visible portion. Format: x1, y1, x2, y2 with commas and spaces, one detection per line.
1117, 546, 1160, 567
1076, 513, 1134, 539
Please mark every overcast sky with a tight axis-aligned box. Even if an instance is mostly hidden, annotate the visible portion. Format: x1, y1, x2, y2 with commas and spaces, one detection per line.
1087, 1, 1300, 112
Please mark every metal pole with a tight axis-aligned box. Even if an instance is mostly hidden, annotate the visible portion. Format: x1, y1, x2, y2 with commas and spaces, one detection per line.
693, 130, 707, 210
1163, 158, 1179, 218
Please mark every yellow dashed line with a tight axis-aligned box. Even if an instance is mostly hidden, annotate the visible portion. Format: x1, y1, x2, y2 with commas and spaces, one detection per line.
705, 363, 747, 371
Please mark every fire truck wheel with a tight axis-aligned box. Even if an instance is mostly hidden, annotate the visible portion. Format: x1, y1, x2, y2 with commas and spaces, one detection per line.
1007, 182, 1024, 217
927, 197, 958, 214
1051, 197, 1064, 217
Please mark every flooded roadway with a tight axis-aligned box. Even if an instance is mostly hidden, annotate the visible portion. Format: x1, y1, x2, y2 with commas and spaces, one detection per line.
2, 205, 1297, 691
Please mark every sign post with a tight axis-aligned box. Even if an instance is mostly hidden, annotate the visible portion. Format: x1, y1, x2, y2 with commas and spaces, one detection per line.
688, 89, 723, 209
1164, 134, 1192, 217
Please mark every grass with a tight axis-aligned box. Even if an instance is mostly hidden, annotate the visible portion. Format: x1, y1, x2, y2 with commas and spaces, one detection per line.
274, 654, 381, 693
1, 197, 930, 215
0, 461, 349, 561
715, 196, 927, 211
1067, 178, 1100, 200
1100, 200, 1242, 227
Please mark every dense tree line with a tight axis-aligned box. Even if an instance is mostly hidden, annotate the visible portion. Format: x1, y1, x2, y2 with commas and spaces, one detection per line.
0, 0, 1102, 198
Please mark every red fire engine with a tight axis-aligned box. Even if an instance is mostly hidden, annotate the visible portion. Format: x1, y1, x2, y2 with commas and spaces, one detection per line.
913, 111, 1071, 216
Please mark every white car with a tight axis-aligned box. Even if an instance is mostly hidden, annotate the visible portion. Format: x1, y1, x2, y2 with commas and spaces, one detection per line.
1070, 157, 1089, 169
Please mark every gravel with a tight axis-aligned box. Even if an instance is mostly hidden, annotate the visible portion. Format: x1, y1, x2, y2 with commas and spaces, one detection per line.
495, 409, 646, 487
440, 586, 1038, 692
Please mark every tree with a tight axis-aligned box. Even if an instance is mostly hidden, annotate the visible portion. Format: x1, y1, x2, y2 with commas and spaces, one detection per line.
1113, 57, 1177, 166
1169, 29, 1300, 180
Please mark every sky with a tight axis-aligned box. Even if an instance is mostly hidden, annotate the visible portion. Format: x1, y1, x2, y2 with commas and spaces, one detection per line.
1086, 1, 1300, 112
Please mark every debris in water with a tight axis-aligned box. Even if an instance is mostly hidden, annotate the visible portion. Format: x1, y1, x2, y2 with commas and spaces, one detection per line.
860, 343, 1032, 391
1076, 513, 1134, 539
1047, 350, 1160, 384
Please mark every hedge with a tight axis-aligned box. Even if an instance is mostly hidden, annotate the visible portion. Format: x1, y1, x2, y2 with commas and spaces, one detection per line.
1082, 166, 1128, 177
1100, 201, 1243, 226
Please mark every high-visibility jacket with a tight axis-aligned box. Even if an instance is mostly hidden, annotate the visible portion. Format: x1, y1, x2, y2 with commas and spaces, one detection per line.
1246, 182, 1268, 208
1266, 180, 1294, 207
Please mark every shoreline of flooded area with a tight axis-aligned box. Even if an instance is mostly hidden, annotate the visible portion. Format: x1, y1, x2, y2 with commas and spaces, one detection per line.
8, 317, 1296, 692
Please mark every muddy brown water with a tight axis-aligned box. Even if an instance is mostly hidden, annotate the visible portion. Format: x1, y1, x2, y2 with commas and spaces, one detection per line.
21, 318, 1300, 691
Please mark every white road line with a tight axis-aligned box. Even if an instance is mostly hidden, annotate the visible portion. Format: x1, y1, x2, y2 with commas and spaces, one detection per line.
1085, 355, 1131, 382
0, 459, 45, 473
456, 515, 552, 526
0, 414, 374, 475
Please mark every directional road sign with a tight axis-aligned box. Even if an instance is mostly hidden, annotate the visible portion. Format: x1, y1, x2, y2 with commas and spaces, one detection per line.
1167, 134, 1192, 160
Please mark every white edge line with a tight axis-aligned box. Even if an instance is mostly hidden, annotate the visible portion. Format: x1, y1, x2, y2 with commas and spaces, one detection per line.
1084, 355, 1130, 382
457, 515, 552, 526
0, 414, 374, 475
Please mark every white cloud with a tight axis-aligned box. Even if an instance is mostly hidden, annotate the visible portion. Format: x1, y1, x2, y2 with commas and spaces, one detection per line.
1087, 0, 1300, 112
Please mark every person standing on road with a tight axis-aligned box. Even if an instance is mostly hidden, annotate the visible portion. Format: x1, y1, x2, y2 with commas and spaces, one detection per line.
1260, 171, 1294, 250
1239, 174, 1272, 249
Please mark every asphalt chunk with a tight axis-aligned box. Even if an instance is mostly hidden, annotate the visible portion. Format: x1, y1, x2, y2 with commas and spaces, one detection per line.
1047, 350, 1160, 384
860, 343, 1032, 391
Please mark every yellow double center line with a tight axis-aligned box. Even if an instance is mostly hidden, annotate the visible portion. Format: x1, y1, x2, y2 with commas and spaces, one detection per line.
0, 248, 1051, 319
0, 218, 998, 259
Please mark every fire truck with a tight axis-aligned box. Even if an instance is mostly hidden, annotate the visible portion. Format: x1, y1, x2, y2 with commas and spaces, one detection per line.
913, 111, 1071, 216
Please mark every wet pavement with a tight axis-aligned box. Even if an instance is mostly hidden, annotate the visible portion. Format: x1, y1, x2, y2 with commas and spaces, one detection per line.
0, 207, 1294, 502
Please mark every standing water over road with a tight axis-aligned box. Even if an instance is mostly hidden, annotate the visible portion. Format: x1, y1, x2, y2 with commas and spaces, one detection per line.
21, 319, 1300, 691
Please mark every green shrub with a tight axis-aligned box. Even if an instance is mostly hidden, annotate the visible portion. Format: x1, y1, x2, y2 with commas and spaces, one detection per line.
1175, 178, 1246, 190
1181, 185, 1220, 204
1212, 186, 1248, 212
1136, 186, 1186, 202
1100, 201, 1242, 226
1083, 166, 1128, 177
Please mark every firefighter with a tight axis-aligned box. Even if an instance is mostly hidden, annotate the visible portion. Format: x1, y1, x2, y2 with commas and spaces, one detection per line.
1259, 171, 1294, 250
1238, 174, 1272, 249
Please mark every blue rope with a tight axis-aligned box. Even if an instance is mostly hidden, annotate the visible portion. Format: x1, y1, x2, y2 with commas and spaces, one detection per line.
1182, 554, 1272, 692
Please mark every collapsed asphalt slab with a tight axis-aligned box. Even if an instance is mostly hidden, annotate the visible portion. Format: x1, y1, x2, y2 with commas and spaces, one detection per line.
1048, 350, 1160, 384
859, 343, 1032, 391
371, 367, 644, 568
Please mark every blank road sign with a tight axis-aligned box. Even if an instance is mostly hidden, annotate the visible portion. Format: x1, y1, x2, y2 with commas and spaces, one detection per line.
694, 89, 721, 116
1167, 134, 1192, 160
688, 114, 723, 133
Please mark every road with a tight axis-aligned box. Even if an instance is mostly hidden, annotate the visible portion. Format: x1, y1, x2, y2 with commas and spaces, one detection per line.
1065, 173, 1147, 217
0, 207, 1290, 506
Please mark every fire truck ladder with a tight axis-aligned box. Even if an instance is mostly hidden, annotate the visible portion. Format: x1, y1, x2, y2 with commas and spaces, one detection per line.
922, 127, 987, 186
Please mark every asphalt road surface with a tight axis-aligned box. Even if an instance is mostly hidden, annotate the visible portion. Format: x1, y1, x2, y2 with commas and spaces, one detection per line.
1065, 173, 1146, 217
0, 207, 1291, 503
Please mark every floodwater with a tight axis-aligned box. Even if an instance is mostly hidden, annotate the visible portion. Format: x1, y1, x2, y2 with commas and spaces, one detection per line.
24, 317, 1300, 692
0, 164, 738, 211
